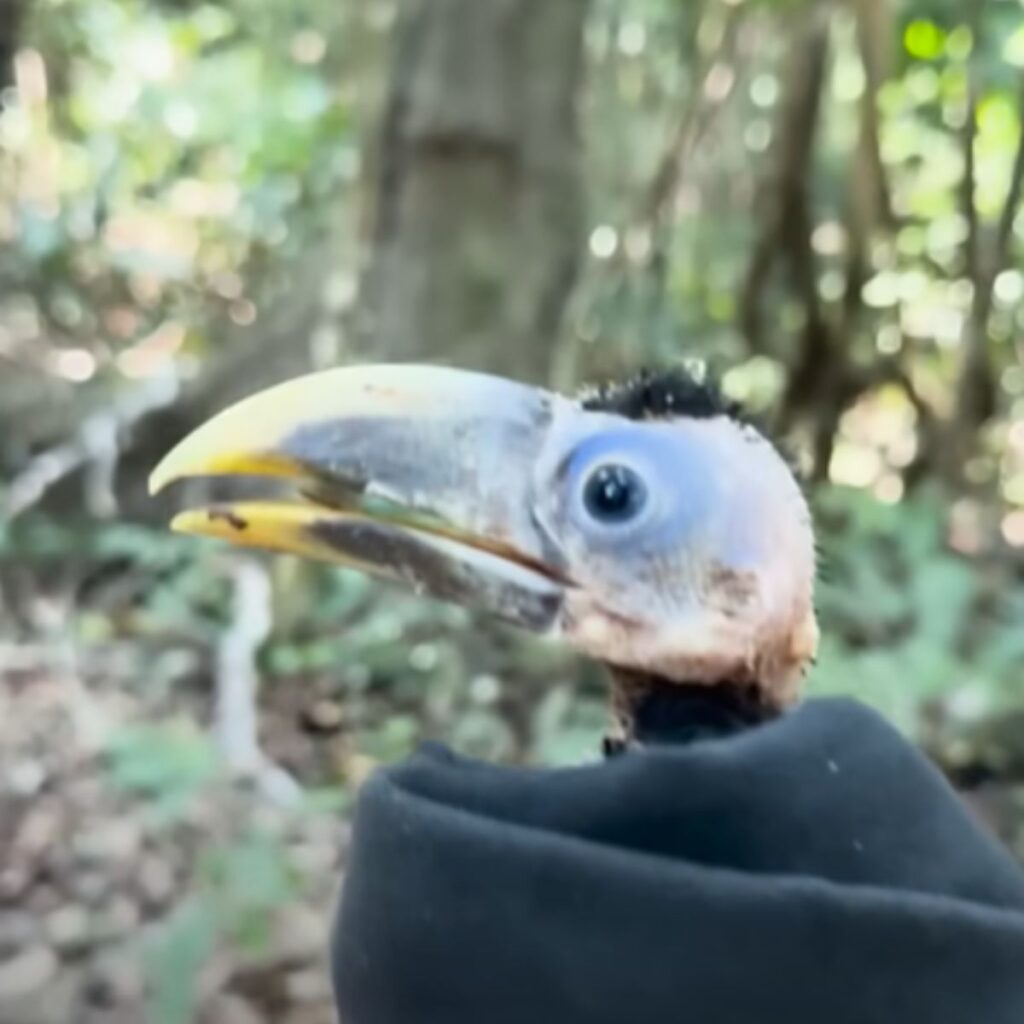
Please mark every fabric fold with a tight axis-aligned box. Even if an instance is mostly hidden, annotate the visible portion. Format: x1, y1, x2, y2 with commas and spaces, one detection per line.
333, 698, 1024, 1024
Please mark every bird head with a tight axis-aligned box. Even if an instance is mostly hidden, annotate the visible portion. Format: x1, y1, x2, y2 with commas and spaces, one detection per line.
151, 365, 817, 738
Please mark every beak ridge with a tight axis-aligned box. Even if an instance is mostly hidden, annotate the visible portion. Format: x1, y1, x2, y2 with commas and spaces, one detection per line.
151, 364, 567, 632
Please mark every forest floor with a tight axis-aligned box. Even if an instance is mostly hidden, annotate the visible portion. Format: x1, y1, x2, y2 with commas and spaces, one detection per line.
0, 532, 597, 1024
0, 651, 350, 1024
2, 526, 1022, 1024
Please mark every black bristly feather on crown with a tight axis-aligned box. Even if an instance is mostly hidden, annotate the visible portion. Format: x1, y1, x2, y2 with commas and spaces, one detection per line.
580, 367, 747, 423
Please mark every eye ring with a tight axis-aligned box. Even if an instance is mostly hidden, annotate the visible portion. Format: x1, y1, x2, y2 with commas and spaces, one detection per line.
581, 463, 648, 525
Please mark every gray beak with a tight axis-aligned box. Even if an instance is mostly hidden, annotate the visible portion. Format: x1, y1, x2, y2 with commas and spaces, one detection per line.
150, 364, 570, 631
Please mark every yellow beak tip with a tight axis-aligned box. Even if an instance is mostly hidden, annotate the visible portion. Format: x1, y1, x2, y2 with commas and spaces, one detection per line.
148, 448, 193, 496
148, 468, 170, 497
168, 509, 207, 536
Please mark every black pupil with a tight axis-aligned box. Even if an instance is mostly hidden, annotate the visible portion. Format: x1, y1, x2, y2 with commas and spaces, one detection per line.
583, 464, 647, 523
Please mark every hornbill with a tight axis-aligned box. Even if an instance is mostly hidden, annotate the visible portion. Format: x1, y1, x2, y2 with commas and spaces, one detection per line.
152, 364, 1024, 1024
150, 363, 817, 748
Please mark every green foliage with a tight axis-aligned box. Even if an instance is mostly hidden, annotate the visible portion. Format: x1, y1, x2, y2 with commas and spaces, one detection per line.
530, 682, 611, 765
144, 830, 298, 1024
106, 721, 218, 820
0, 0, 365, 430
202, 831, 298, 949
145, 898, 218, 1024
811, 487, 1024, 733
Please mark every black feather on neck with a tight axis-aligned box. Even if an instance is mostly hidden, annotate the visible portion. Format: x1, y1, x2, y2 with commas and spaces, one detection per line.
604, 669, 778, 756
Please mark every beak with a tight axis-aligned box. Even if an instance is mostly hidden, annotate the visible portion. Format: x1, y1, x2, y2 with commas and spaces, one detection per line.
149, 364, 567, 632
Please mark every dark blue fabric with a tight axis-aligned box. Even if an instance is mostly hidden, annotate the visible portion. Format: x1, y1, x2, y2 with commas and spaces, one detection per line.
332, 698, 1024, 1023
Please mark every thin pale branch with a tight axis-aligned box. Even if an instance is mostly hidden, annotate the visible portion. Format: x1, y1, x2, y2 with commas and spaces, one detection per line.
216, 557, 302, 807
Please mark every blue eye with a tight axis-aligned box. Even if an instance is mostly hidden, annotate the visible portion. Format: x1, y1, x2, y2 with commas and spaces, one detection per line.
563, 427, 718, 550
582, 464, 648, 524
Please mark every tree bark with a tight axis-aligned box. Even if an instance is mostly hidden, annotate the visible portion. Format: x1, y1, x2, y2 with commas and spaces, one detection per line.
355, 0, 590, 383
740, 7, 831, 361
951, 72, 1024, 451
0, 0, 23, 93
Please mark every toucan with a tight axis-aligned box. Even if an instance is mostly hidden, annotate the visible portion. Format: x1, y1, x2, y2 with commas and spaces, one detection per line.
150, 364, 817, 749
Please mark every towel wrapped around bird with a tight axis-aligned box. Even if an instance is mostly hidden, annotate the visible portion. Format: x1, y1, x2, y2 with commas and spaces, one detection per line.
333, 698, 1024, 1023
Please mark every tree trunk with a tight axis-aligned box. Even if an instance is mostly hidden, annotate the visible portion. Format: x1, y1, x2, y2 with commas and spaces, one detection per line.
355, 0, 590, 383
0, 0, 23, 92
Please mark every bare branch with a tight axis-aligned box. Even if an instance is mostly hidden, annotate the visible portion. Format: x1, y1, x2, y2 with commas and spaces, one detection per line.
841, 0, 896, 334
637, 5, 744, 239
849, 0, 896, 232
960, 82, 981, 285
952, 68, 1024, 446
740, 6, 832, 353
994, 74, 1024, 271
0, 0, 24, 93
960, 0, 987, 284
1, 369, 181, 523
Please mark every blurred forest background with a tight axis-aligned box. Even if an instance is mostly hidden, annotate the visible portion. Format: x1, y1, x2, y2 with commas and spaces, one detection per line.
1, 0, 1023, 1021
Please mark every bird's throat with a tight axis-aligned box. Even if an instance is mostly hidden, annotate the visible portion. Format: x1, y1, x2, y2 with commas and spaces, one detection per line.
604, 669, 779, 754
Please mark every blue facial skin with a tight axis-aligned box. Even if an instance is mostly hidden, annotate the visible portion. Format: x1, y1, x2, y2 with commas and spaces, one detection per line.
564, 428, 719, 555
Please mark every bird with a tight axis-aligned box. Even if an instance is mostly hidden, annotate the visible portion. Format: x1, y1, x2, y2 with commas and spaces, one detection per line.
150, 364, 818, 751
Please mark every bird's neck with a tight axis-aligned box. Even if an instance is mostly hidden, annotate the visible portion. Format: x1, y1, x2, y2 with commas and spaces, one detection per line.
604, 668, 779, 755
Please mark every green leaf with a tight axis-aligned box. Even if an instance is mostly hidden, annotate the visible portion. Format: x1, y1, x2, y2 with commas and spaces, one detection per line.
145, 899, 218, 1024
105, 722, 217, 811
905, 20, 946, 61
203, 831, 298, 948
